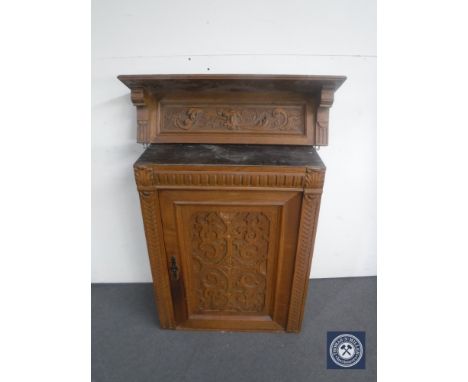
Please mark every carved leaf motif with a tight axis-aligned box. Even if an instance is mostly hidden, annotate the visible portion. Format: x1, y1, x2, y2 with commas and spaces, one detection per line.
190, 211, 271, 313
173, 108, 202, 130
163, 105, 305, 133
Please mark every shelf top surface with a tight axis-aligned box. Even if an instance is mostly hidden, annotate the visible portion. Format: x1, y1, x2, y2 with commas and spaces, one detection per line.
135, 144, 325, 169
118, 74, 346, 93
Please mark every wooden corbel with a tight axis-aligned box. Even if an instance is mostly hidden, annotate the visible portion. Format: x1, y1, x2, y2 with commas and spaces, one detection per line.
315, 86, 335, 146
131, 88, 150, 144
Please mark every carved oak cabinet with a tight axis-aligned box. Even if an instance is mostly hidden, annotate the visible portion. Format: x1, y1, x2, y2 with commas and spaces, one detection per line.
119, 75, 345, 332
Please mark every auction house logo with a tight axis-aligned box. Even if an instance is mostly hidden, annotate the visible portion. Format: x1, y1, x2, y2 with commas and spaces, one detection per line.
327, 332, 365, 369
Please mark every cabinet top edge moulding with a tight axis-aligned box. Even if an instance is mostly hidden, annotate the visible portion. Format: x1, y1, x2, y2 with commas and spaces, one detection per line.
118, 74, 346, 146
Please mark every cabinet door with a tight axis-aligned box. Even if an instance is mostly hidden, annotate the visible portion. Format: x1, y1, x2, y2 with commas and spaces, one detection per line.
159, 190, 302, 331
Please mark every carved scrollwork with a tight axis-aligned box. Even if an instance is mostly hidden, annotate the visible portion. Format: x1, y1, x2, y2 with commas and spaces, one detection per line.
218, 109, 243, 130
173, 108, 203, 130
190, 211, 271, 313
162, 104, 305, 133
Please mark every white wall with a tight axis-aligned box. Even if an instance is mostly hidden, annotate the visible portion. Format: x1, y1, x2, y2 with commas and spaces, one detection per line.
92, 0, 376, 282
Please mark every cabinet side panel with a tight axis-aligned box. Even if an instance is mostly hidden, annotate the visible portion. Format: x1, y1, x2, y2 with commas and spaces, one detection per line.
272, 192, 302, 327
137, 188, 176, 329
286, 193, 323, 332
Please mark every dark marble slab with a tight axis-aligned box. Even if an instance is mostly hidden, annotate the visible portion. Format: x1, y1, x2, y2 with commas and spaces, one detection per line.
135, 144, 325, 169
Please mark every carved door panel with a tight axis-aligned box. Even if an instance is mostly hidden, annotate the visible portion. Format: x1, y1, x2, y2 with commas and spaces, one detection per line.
159, 190, 302, 331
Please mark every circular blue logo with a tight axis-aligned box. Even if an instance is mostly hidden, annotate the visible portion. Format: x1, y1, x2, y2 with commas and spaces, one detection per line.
329, 333, 363, 368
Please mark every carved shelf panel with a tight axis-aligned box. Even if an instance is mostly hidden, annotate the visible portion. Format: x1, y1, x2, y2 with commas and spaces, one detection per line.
161, 103, 306, 134
118, 74, 346, 145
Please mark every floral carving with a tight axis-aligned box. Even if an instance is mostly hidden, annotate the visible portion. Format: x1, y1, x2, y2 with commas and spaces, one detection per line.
190, 211, 271, 313
162, 105, 305, 133
173, 108, 202, 130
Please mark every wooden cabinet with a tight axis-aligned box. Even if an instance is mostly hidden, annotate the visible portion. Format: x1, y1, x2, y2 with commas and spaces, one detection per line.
160, 190, 300, 331
134, 144, 326, 332
120, 75, 346, 332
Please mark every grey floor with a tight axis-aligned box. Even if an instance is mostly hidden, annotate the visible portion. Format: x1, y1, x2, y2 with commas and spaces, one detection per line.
92, 277, 376, 382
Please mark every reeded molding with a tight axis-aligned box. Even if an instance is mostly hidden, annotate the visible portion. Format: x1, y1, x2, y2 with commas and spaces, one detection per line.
134, 165, 326, 191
